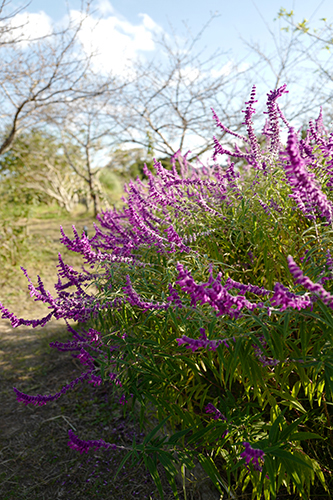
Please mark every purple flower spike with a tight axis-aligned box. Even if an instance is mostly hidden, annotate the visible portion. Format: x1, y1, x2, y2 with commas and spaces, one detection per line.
284, 128, 333, 223
240, 442, 265, 472
242, 85, 262, 167
252, 335, 279, 367
264, 84, 289, 157
68, 429, 117, 454
205, 403, 226, 421
205, 403, 229, 437
175, 263, 260, 319
176, 328, 226, 352
270, 282, 312, 312
288, 256, 333, 308
13, 367, 99, 406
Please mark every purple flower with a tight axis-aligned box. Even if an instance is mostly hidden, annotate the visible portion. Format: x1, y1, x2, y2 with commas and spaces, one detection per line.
176, 328, 229, 352
240, 442, 265, 472
224, 277, 270, 297
263, 84, 289, 157
205, 403, 228, 437
109, 372, 122, 387
167, 284, 183, 309
284, 128, 333, 223
67, 429, 117, 454
123, 275, 169, 311
241, 85, 262, 167
288, 256, 333, 308
269, 282, 312, 312
252, 335, 279, 367
13, 369, 94, 406
175, 264, 260, 319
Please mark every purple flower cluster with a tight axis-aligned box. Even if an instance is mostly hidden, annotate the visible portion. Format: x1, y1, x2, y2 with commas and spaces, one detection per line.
288, 256, 333, 308
175, 264, 260, 319
123, 275, 168, 311
205, 403, 229, 438
176, 328, 229, 352
212, 84, 289, 170
223, 277, 270, 297
109, 372, 122, 386
13, 323, 117, 406
90, 155, 228, 259
241, 85, 262, 167
205, 403, 226, 421
252, 335, 279, 367
270, 282, 313, 312
284, 128, 333, 224
14, 369, 99, 406
263, 84, 289, 157
67, 429, 118, 454
166, 284, 183, 309
0, 262, 123, 327
240, 442, 265, 472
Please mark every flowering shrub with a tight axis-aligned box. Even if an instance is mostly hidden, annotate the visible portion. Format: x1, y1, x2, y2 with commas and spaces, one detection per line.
2, 84, 333, 498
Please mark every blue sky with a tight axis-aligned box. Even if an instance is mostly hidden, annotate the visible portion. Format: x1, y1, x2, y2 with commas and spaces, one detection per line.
23, 0, 330, 58
13, 0, 331, 96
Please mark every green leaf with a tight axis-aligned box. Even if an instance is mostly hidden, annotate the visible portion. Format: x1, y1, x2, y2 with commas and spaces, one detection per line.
262, 455, 276, 495
166, 427, 193, 445
280, 415, 306, 441
268, 449, 312, 469
146, 455, 164, 500
289, 432, 323, 441
269, 410, 286, 443
270, 389, 306, 413
197, 453, 224, 495
114, 450, 133, 480
143, 415, 171, 446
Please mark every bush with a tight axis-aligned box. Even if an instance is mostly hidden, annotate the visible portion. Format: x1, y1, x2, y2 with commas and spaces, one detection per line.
2, 84, 333, 499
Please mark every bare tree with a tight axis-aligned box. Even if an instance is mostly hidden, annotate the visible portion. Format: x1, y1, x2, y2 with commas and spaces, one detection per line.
109, 15, 255, 163
46, 88, 122, 217
238, 5, 333, 125
0, 0, 116, 156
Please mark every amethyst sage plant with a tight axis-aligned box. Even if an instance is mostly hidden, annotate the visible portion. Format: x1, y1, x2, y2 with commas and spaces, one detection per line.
2, 85, 333, 499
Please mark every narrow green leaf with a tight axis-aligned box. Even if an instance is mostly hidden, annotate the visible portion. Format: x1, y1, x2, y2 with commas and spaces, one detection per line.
143, 415, 171, 446
269, 449, 312, 469
146, 455, 164, 500
289, 432, 323, 441
114, 450, 133, 480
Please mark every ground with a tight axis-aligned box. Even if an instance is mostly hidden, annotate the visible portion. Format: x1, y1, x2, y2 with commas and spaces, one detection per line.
0, 214, 181, 500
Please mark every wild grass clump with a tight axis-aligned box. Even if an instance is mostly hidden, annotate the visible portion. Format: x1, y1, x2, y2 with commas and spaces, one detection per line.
2, 84, 333, 499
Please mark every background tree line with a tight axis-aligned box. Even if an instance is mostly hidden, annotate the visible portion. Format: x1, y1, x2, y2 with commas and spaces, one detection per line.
0, 0, 333, 217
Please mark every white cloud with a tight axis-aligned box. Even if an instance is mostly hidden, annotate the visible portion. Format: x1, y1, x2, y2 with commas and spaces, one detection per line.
211, 61, 233, 79
70, 6, 163, 76
211, 61, 250, 79
96, 0, 114, 16
1, 11, 53, 47
2, 3, 162, 76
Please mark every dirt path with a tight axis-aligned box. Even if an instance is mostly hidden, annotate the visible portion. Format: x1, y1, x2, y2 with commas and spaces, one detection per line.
0, 216, 180, 500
